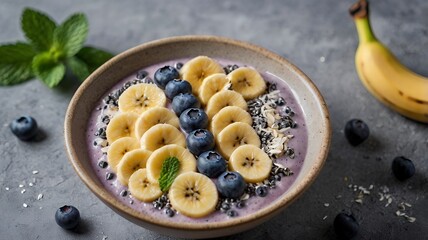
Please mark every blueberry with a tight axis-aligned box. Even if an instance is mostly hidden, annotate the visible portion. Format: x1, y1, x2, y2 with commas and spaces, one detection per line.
186, 129, 215, 156
334, 212, 359, 239
255, 185, 268, 197
216, 171, 247, 199
10, 116, 38, 141
165, 79, 192, 99
55, 205, 80, 230
197, 151, 227, 178
154, 66, 179, 89
344, 119, 369, 146
172, 93, 200, 116
392, 156, 415, 181
179, 108, 208, 133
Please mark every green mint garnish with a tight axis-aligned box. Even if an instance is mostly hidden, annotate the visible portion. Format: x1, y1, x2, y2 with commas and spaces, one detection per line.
159, 157, 180, 192
0, 8, 114, 87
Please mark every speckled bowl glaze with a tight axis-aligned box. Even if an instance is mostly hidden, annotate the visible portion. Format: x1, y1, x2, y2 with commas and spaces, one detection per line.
64, 35, 331, 239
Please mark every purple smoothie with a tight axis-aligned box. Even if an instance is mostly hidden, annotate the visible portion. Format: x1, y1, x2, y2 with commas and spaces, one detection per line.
86, 58, 308, 223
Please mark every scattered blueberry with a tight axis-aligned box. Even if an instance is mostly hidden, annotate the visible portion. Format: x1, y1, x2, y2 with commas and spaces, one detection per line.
344, 119, 369, 146
392, 156, 415, 181
10, 116, 38, 141
255, 185, 268, 197
154, 66, 179, 89
98, 161, 108, 169
216, 171, 247, 199
186, 129, 215, 156
165, 79, 192, 99
179, 108, 208, 133
55, 205, 80, 230
197, 151, 227, 178
334, 212, 359, 239
172, 93, 200, 116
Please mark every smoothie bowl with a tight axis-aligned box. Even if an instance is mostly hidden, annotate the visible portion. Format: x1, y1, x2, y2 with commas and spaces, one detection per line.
64, 35, 330, 238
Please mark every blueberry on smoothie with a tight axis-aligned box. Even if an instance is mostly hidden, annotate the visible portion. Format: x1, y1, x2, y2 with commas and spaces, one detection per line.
165, 79, 192, 99
154, 66, 179, 89
334, 212, 359, 239
344, 119, 369, 146
10, 116, 38, 141
179, 108, 208, 133
186, 129, 215, 156
392, 156, 415, 181
197, 151, 227, 178
172, 93, 200, 116
55, 205, 81, 230
216, 171, 246, 199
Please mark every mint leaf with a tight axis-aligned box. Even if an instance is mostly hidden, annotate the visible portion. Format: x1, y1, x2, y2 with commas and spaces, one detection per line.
0, 42, 36, 64
32, 52, 65, 88
67, 57, 89, 81
0, 42, 36, 85
159, 157, 180, 192
0, 63, 34, 86
21, 8, 57, 51
76, 46, 114, 72
53, 13, 88, 58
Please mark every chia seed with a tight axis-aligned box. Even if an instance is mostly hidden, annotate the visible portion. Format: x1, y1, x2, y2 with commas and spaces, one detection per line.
98, 160, 108, 169
120, 190, 128, 197
236, 201, 245, 209
256, 185, 268, 197
136, 70, 148, 80
106, 172, 115, 180
165, 208, 175, 217
175, 62, 183, 70
226, 210, 237, 217
102, 115, 110, 124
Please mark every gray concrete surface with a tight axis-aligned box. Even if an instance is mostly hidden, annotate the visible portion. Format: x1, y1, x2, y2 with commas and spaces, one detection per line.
1, 0, 427, 239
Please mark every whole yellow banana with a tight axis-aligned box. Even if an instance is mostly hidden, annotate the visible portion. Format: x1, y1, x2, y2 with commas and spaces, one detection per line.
350, 0, 428, 123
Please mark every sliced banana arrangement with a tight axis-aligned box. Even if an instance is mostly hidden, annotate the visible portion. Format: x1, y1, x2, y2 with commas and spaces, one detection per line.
210, 106, 253, 137
227, 67, 266, 100
106, 112, 139, 143
134, 107, 180, 140
229, 145, 272, 183
180, 56, 224, 95
94, 56, 299, 219
146, 144, 197, 183
216, 122, 261, 160
140, 124, 186, 151
205, 90, 248, 119
107, 137, 140, 172
168, 172, 218, 218
118, 83, 167, 114
117, 149, 152, 186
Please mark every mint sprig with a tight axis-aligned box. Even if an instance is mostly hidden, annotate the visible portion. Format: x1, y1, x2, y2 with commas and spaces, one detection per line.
0, 8, 114, 87
159, 157, 180, 192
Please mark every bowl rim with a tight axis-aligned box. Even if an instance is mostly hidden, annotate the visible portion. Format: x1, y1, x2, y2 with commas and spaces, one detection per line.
64, 35, 331, 231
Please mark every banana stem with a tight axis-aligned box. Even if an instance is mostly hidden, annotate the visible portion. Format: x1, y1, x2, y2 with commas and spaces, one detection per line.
350, 0, 377, 43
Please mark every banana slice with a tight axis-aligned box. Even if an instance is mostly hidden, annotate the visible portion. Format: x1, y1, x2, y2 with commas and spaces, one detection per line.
106, 112, 139, 143
118, 83, 167, 114
107, 137, 140, 172
199, 73, 229, 105
117, 149, 152, 186
128, 169, 162, 202
146, 144, 197, 183
227, 67, 266, 100
134, 107, 180, 140
169, 172, 218, 218
140, 124, 186, 151
180, 56, 224, 95
229, 145, 272, 183
210, 106, 253, 137
205, 90, 248, 119
216, 122, 261, 160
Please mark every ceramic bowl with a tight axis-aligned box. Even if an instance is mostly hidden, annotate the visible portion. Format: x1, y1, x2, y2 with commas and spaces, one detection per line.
64, 35, 331, 238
